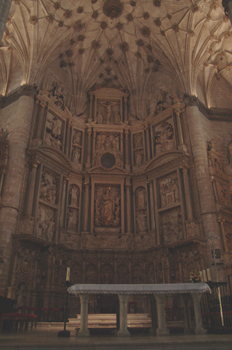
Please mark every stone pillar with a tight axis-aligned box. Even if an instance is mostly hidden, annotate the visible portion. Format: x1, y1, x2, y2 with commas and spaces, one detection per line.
26, 163, 38, 216
191, 293, 206, 334
124, 95, 128, 121
89, 93, 93, 120
117, 294, 130, 337
182, 294, 191, 334
82, 178, 90, 232
77, 294, 90, 337
181, 167, 193, 221
60, 176, 67, 229
155, 294, 170, 336
65, 121, 71, 156
125, 129, 130, 171
186, 104, 224, 273
0, 93, 34, 296
149, 181, 155, 232
92, 131, 96, 166
125, 179, 131, 233
86, 128, 92, 169
145, 123, 151, 161
175, 107, 186, 152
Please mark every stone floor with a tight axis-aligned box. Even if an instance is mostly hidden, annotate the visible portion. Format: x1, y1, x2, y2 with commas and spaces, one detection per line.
1, 326, 232, 350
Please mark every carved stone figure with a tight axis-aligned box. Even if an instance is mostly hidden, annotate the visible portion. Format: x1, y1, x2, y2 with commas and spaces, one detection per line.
159, 177, 179, 208
112, 135, 120, 151
114, 111, 121, 124
135, 150, 143, 166
217, 182, 230, 206
44, 115, 62, 149
70, 186, 79, 207
40, 170, 58, 204
136, 187, 146, 209
73, 130, 81, 145
48, 81, 65, 110
68, 209, 78, 232
98, 100, 119, 124
134, 133, 143, 148
155, 121, 174, 154
136, 211, 147, 234
36, 205, 56, 241
72, 147, 81, 163
16, 283, 27, 309
95, 186, 121, 227
96, 134, 105, 150
97, 111, 103, 124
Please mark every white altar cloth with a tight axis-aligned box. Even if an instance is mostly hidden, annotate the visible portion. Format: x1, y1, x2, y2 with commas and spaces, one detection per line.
68, 283, 211, 295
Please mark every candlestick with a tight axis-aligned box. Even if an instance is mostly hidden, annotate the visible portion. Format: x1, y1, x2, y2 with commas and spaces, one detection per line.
66, 267, 70, 282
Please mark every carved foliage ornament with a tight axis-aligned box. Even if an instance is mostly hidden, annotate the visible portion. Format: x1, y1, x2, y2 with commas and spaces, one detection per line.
103, 0, 124, 19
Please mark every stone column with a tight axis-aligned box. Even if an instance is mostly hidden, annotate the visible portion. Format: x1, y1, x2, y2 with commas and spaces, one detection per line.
89, 93, 93, 120
117, 294, 130, 337
0, 93, 34, 296
65, 121, 71, 156
175, 107, 186, 152
155, 294, 170, 336
26, 163, 38, 216
145, 123, 151, 161
82, 178, 90, 232
125, 179, 131, 233
149, 181, 155, 232
124, 95, 128, 121
77, 294, 90, 337
181, 167, 193, 221
191, 293, 206, 334
60, 177, 68, 229
86, 128, 92, 169
92, 131, 96, 165
125, 129, 130, 171
35, 103, 46, 139
182, 294, 191, 334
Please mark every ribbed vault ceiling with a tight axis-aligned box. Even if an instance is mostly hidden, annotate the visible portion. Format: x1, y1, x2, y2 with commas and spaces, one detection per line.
0, 0, 232, 117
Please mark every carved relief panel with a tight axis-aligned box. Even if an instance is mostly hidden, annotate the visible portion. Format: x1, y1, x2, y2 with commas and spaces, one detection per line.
94, 184, 121, 233
132, 132, 144, 167
67, 185, 80, 233
94, 132, 123, 168
36, 204, 56, 242
160, 207, 183, 244
71, 129, 82, 166
135, 186, 148, 234
154, 119, 175, 156
96, 99, 121, 125
40, 168, 59, 205
43, 111, 64, 150
158, 173, 180, 209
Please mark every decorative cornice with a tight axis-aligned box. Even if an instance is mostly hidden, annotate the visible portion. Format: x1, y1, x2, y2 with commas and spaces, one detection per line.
0, 85, 37, 108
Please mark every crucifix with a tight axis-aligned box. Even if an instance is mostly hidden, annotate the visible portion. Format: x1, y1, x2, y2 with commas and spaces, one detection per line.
208, 232, 224, 327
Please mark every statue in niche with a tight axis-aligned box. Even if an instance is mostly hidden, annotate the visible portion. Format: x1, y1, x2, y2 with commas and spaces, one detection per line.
40, 170, 57, 204
16, 283, 27, 309
95, 186, 121, 227
97, 111, 103, 124
72, 147, 81, 163
134, 133, 143, 148
98, 100, 119, 124
114, 111, 121, 125
159, 178, 179, 208
136, 187, 146, 209
36, 205, 56, 242
68, 209, 78, 232
136, 211, 147, 234
73, 130, 81, 145
155, 121, 174, 154
48, 81, 65, 110
96, 134, 105, 150
70, 186, 79, 207
45, 115, 62, 149
135, 150, 143, 166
